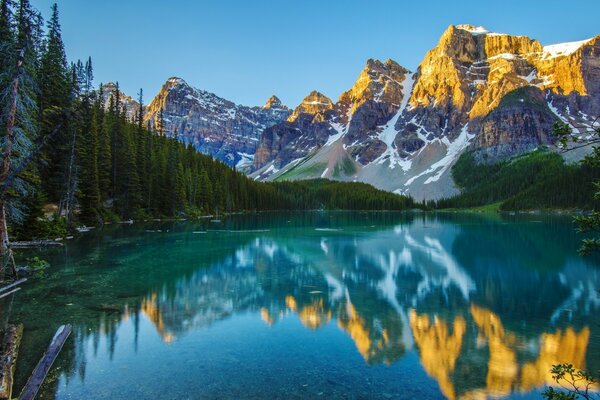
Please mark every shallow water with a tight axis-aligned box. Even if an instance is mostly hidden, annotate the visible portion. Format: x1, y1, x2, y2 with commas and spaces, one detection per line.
1, 212, 599, 399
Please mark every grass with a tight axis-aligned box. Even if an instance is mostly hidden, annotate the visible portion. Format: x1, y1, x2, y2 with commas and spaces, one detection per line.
276, 161, 327, 181
439, 202, 502, 213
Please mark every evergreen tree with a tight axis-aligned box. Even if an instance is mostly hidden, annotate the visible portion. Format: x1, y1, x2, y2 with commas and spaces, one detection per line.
135, 88, 148, 211
38, 2, 70, 204
98, 88, 112, 203
76, 59, 100, 224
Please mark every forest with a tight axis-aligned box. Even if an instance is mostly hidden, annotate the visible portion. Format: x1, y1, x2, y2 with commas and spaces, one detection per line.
431, 149, 600, 211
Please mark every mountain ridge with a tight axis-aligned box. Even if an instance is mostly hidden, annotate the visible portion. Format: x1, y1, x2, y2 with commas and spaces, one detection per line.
112, 24, 600, 200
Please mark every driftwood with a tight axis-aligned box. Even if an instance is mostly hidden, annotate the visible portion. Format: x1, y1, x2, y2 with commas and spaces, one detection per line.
0, 278, 26, 299
0, 288, 20, 300
19, 324, 72, 400
11, 241, 63, 248
0, 324, 23, 400
0, 278, 26, 294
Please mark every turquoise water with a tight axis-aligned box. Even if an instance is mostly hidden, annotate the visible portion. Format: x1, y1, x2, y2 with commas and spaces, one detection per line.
1, 212, 598, 399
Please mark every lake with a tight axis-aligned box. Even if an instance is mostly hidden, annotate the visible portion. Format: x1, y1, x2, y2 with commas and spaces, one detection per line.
1, 212, 598, 399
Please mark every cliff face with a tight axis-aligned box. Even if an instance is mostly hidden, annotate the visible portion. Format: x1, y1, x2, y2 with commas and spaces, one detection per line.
251, 25, 600, 200
143, 78, 290, 171
473, 87, 557, 162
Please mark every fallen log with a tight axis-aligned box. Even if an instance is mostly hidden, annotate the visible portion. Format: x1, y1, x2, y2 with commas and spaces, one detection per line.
19, 324, 72, 400
0, 278, 26, 294
0, 288, 20, 300
0, 324, 23, 400
11, 241, 63, 248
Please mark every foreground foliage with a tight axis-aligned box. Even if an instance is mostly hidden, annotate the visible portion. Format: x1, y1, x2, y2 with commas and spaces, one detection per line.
543, 364, 599, 400
555, 118, 600, 254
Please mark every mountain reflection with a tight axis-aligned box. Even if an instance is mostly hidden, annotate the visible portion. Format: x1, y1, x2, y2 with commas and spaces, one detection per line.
410, 310, 466, 400
131, 215, 598, 398
6, 213, 599, 399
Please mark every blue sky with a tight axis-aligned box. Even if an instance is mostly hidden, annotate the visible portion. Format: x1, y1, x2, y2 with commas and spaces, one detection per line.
31, 0, 600, 107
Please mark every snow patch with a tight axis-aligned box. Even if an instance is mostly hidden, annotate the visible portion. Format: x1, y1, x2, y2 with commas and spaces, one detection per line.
405, 124, 474, 186
325, 123, 346, 146
488, 53, 519, 60
264, 164, 279, 175
547, 100, 569, 123
542, 38, 593, 59
373, 73, 416, 172
235, 152, 255, 169
456, 24, 489, 35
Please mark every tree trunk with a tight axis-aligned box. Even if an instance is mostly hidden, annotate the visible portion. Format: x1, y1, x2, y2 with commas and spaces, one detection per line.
63, 125, 77, 227
0, 203, 16, 279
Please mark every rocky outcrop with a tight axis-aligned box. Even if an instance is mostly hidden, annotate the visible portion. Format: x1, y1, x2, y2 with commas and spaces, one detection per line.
144, 78, 290, 170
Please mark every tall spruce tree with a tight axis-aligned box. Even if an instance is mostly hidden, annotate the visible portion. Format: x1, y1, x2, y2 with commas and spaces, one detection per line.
97, 84, 111, 203
76, 58, 100, 224
38, 2, 70, 206
135, 89, 147, 211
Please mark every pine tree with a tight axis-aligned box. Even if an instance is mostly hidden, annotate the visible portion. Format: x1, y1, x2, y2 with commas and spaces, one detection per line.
135, 88, 148, 211
38, 3, 70, 205
198, 169, 213, 213
77, 59, 100, 224
110, 82, 121, 197
98, 87, 112, 203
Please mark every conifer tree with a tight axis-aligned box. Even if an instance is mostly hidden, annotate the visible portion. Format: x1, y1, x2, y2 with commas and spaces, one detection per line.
98, 88, 112, 203
77, 59, 100, 223
38, 2, 70, 204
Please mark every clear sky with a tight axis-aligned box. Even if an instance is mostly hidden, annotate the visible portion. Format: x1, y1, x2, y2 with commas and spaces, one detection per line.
31, 0, 600, 108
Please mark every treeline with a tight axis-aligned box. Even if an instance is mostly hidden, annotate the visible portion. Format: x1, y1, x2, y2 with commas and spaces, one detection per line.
431, 149, 600, 211
269, 179, 419, 211
0, 1, 418, 242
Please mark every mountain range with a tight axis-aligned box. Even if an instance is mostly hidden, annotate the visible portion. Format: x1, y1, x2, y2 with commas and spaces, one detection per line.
102, 24, 600, 200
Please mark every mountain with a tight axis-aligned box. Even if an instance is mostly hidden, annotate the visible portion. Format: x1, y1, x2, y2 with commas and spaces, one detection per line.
143, 77, 290, 172
251, 25, 600, 200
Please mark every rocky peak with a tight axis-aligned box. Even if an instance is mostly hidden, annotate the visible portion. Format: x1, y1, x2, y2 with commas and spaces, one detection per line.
100, 82, 139, 121
338, 58, 410, 114
165, 76, 188, 87
264, 95, 288, 110
157, 77, 195, 98
288, 90, 333, 122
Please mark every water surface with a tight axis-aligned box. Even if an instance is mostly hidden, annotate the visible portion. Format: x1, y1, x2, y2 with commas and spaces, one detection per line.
2, 212, 599, 399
